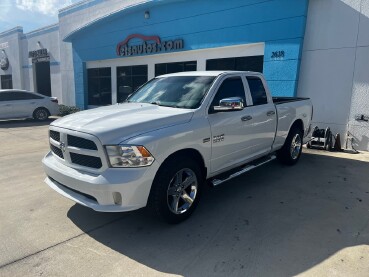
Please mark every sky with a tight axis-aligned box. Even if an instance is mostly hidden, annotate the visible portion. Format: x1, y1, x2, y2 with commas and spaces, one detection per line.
0, 0, 80, 34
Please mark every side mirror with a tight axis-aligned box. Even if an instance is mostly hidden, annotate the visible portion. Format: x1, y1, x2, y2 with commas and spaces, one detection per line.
213, 97, 244, 112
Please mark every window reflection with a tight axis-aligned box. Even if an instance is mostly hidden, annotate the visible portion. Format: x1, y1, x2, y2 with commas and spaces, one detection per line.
87, 68, 112, 106
117, 65, 148, 103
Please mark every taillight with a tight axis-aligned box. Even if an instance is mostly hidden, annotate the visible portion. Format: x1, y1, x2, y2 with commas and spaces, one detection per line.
51, 98, 58, 104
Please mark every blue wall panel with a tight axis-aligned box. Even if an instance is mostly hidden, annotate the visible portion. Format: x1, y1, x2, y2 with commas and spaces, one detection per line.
69, 0, 309, 108
73, 49, 88, 109
267, 80, 298, 97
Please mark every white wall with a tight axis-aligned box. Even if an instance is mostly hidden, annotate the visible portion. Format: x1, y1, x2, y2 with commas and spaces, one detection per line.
347, 0, 369, 151
21, 25, 62, 100
298, 0, 369, 151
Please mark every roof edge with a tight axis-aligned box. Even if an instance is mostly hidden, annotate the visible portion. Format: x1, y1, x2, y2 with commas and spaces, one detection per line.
63, 0, 171, 42
24, 23, 59, 37
0, 26, 23, 38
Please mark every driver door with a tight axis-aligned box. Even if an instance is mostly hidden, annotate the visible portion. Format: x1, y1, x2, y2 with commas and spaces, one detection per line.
207, 76, 255, 174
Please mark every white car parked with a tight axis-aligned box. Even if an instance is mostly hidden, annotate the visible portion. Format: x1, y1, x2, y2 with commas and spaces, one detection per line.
0, 89, 59, 121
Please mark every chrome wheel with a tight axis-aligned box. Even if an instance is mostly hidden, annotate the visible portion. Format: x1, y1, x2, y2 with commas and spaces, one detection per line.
290, 133, 302, 160
35, 109, 48, 120
167, 168, 198, 214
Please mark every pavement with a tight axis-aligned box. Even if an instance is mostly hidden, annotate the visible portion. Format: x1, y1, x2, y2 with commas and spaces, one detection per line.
0, 118, 369, 277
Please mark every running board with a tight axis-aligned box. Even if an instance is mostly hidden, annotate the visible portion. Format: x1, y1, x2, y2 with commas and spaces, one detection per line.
211, 155, 276, 186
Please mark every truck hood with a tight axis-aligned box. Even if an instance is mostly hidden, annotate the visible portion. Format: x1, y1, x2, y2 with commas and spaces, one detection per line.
51, 103, 194, 144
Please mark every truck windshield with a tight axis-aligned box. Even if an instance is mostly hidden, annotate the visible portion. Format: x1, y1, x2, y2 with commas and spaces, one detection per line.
127, 76, 216, 109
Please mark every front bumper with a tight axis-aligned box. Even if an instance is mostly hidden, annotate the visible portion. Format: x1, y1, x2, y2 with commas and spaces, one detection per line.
42, 151, 160, 212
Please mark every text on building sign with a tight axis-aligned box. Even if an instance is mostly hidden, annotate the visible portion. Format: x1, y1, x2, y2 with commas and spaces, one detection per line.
29, 48, 48, 58
0, 42, 9, 50
271, 51, 285, 59
116, 34, 183, 57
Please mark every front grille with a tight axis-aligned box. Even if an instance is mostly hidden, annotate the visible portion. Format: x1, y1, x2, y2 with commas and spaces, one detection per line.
67, 135, 97, 150
49, 128, 104, 170
70, 152, 102, 169
50, 144, 64, 159
49, 130, 60, 142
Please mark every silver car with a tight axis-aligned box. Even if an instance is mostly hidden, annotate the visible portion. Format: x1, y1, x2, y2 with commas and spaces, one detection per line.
0, 89, 59, 121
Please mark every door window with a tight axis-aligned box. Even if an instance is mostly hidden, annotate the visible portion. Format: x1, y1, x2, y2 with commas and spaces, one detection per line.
0, 93, 6, 101
0, 92, 17, 101
15, 92, 43, 100
246, 76, 268, 105
210, 77, 246, 110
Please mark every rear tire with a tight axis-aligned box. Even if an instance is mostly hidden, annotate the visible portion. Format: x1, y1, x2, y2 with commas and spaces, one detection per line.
33, 107, 50, 121
277, 126, 303, 165
147, 156, 203, 224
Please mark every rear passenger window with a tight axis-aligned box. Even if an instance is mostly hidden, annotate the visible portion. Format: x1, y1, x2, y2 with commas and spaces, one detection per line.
210, 77, 246, 108
0, 92, 17, 101
16, 92, 43, 100
247, 76, 268, 105
0, 91, 43, 101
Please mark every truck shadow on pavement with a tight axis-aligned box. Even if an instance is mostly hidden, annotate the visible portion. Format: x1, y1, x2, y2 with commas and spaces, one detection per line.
67, 152, 369, 276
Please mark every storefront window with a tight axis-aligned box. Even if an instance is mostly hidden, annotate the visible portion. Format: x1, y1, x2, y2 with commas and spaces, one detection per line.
87, 67, 112, 106
1, 75, 13, 89
155, 61, 197, 77
206, 56, 264, 72
117, 65, 147, 102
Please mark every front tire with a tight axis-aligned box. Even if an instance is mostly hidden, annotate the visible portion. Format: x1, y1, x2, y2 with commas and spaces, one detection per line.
148, 156, 203, 224
33, 107, 50, 121
277, 126, 303, 165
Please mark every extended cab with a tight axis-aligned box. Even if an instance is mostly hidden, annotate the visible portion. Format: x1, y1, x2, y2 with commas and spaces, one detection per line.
42, 71, 312, 223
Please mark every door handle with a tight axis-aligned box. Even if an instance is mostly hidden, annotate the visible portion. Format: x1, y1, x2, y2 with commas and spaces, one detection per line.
267, 111, 275, 116
241, 115, 253, 122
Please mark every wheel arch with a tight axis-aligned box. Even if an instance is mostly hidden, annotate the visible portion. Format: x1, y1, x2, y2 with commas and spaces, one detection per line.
33, 106, 50, 117
147, 147, 206, 223
277, 119, 304, 165
159, 148, 207, 180
290, 119, 304, 134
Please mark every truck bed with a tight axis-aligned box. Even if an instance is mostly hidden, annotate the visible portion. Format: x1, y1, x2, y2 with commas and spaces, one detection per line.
273, 97, 310, 105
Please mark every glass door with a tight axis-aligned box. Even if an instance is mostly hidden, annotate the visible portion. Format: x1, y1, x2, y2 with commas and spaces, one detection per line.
87, 67, 112, 106
117, 65, 148, 103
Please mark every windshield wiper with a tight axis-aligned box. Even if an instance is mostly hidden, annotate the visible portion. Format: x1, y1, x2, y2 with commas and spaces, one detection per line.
148, 101, 175, 108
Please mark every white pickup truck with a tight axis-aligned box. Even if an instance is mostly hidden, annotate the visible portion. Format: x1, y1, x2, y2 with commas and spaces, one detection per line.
43, 71, 312, 223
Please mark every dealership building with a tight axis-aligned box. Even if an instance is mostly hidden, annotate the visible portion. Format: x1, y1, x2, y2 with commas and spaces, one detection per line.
0, 0, 368, 151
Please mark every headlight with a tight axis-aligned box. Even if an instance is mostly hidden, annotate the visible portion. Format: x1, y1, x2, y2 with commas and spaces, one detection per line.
105, 145, 155, 167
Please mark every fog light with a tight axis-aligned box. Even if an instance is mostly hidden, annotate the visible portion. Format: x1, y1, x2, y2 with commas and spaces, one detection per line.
112, 192, 122, 205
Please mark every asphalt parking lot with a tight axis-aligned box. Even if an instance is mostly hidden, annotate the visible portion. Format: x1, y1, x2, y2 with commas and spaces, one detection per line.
0, 119, 369, 277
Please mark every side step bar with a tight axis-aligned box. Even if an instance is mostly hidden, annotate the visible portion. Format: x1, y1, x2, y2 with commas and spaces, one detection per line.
211, 155, 276, 186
